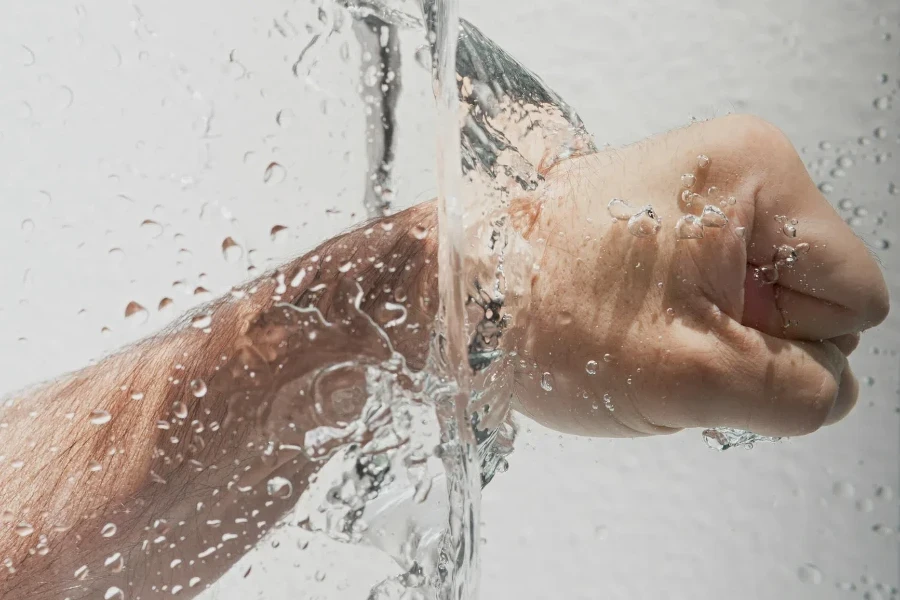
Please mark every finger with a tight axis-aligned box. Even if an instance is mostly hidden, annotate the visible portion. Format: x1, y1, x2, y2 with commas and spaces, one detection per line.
746, 127, 888, 339
829, 332, 860, 357
652, 323, 852, 437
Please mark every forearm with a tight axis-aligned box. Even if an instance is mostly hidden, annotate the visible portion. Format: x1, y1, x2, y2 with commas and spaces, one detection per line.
0, 202, 437, 598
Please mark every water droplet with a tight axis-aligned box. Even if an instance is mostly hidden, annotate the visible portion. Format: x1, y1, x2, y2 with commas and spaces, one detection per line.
190, 378, 208, 398
315, 570, 327, 582
627, 206, 661, 237
774, 245, 799, 267
782, 223, 798, 237
666, 307, 675, 318
603, 353, 613, 363
263, 162, 286, 185
21, 219, 35, 234
607, 198, 633, 221
874, 126, 887, 139
675, 214, 704, 239
90, 409, 112, 426
191, 314, 212, 329
875, 485, 893, 501
832, 481, 855, 498
88, 460, 102, 472
158, 297, 174, 311
189, 576, 202, 587
700, 205, 728, 228
140, 219, 163, 238
755, 264, 779, 284
222, 237, 243, 262
267, 476, 293, 499
872, 524, 894, 536
838, 198, 854, 210
874, 239, 890, 250
540, 372, 554, 392
888, 183, 898, 196
101, 522, 117, 537
697, 155, 710, 169
74, 565, 89, 580
681, 173, 696, 188
173, 401, 189, 419
818, 182, 834, 194
411, 225, 429, 240
15, 522, 34, 537
124, 301, 148, 325
104, 586, 124, 600
797, 563, 823, 585
837, 155, 855, 169
856, 498, 874, 512
854, 206, 869, 217
734, 226, 746, 239
873, 96, 891, 110
585, 360, 598, 375
270, 225, 288, 242
275, 109, 294, 128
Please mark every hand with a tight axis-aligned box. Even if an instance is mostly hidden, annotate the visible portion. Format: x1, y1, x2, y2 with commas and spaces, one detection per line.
511, 115, 889, 438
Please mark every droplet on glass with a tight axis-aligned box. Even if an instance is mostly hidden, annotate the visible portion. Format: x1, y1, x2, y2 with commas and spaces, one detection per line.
697, 155, 710, 169
222, 237, 243, 262
124, 301, 148, 325
540, 372, 554, 392
874, 485, 893, 501
173, 401, 189, 420
873, 96, 891, 110
21, 219, 35, 233
190, 378, 208, 398
797, 563, 823, 585
607, 198, 633, 221
275, 109, 294, 128
627, 206, 662, 237
585, 360, 598, 375
681, 173, 696, 188
90, 409, 112, 426
267, 476, 293, 499
838, 198, 854, 210
700, 205, 728, 228
270, 225, 288, 243
140, 219, 163, 239
873, 126, 887, 139
874, 239, 890, 250
832, 481, 855, 498
263, 162, 286, 185
675, 214, 704, 239
734, 226, 746, 239
856, 498, 874, 513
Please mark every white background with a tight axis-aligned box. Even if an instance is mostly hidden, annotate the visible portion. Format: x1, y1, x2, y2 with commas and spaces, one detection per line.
0, 0, 897, 598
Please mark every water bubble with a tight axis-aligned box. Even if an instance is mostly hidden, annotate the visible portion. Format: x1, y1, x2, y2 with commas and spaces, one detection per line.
607, 198, 633, 221
88, 460, 102, 472
734, 226, 746, 239
158, 297, 174, 311
267, 476, 293, 499
797, 563, 823, 585
411, 225, 429, 240
782, 223, 798, 237
270, 225, 288, 242
540, 372, 554, 392
832, 481, 855, 498
222, 237, 243, 262
863, 591, 885, 600
315, 570, 327, 582
603, 353, 613, 363
104, 586, 124, 600
818, 182, 834, 194
755, 265, 779, 284
173, 401, 189, 419
837, 156, 855, 168
856, 498, 874, 512
675, 214, 704, 239
697, 155, 710, 169
874, 485, 893, 501
105, 552, 124, 572
21, 219, 35, 234
124, 301, 149, 325
774, 245, 799, 267
700, 205, 728, 228
854, 206, 869, 217
831, 168, 846, 178
263, 162, 286, 185
189, 577, 202, 588
90, 409, 112, 426
681, 173, 696, 188
14, 522, 34, 537
74, 565, 89, 580
838, 198, 854, 210
101, 522, 117, 537
888, 183, 898, 196
275, 109, 294, 128
585, 360, 598, 375
602, 393, 614, 412
627, 206, 662, 237
874, 239, 890, 250
872, 524, 894, 536
874, 126, 887, 139
190, 378, 208, 398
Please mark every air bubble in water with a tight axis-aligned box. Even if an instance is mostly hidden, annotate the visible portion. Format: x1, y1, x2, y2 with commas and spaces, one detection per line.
603, 353, 613, 363
874, 126, 887, 139
627, 206, 661, 237
263, 162, 286, 185
540, 372, 554, 391
818, 182, 834, 193
873, 96, 891, 110
191, 314, 212, 329
222, 237, 243, 262
104, 586, 124, 600
124, 301, 148, 325
74, 565, 89, 580
607, 198, 633, 221
700, 205, 728, 228
874, 239, 890, 250
173, 401, 189, 419
14, 522, 34, 537
585, 360, 598, 375
675, 214, 704, 239
101, 522, 117, 537
90, 409, 112, 426
797, 563, 823, 585
838, 198, 854, 210
774, 245, 799, 266
755, 265, 779, 284
104, 553, 124, 572
267, 476, 293, 499
681, 173, 696, 188
782, 223, 797, 237
190, 378, 208, 398
603, 393, 614, 412
697, 155, 710, 169
875, 485, 893, 501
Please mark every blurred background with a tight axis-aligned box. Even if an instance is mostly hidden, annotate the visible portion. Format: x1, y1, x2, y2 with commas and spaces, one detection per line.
0, 0, 897, 598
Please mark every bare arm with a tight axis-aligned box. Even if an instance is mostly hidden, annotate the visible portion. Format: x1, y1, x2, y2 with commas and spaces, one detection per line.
0, 202, 437, 599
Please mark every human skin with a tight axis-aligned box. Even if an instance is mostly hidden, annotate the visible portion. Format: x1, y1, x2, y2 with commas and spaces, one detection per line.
0, 115, 888, 598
